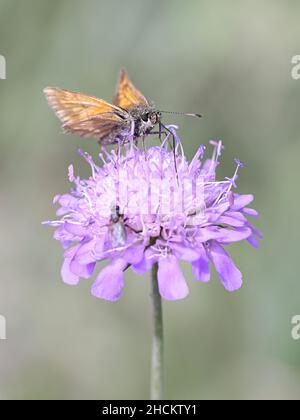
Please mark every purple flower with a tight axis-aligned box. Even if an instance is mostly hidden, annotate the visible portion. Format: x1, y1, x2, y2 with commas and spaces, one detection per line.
43, 127, 261, 301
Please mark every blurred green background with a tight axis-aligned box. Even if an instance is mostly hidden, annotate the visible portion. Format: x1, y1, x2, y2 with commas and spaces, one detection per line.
0, 0, 299, 400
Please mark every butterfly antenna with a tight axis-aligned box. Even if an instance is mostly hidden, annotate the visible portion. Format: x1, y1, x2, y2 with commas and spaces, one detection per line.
159, 110, 202, 118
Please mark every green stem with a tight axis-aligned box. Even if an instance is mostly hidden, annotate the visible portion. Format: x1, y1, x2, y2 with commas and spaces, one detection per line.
150, 262, 163, 400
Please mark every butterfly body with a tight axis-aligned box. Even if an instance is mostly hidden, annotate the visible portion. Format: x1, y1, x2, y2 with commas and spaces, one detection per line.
44, 69, 161, 145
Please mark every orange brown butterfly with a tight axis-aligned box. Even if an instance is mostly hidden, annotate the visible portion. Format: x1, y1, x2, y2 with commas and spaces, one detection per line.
43, 69, 201, 146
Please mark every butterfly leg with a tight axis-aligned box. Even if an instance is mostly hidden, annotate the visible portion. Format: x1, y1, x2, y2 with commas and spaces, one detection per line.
147, 130, 168, 143
142, 135, 146, 151
116, 138, 123, 162
159, 121, 163, 143
172, 133, 179, 179
158, 121, 169, 144
160, 122, 178, 177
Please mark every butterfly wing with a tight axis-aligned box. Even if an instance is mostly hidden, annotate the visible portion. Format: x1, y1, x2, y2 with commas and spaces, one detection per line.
113, 68, 149, 110
43, 87, 130, 142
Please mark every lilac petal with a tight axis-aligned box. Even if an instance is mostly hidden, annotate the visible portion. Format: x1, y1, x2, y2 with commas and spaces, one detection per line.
205, 202, 230, 222
64, 243, 81, 258
171, 242, 201, 262
192, 244, 210, 282
61, 258, 80, 285
247, 222, 263, 239
91, 258, 128, 301
200, 159, 217, 180
197, 226, 251, 243
123, 243, 145, 265
64, 221, 87, 236
216, 227, 252, 244
75, 239, 97, 264
61, 240, 72, 249
227, 191, 234, 206
218, 212, 247, 227
64, 242, 95, 278
208, 241, 242, 291
132, 248, 158, 274
231, 194, 254, 210
61, 253, 80, 285
157, 256, 189, 300
54, 226, 78, 242
197, 226, 224, 242
93, 233, 107, 258
55, 193, 77, 207
70, 259, 95, 279
247, 235, 260, 248
56, 207, 72, 217
242, 207, 259, 217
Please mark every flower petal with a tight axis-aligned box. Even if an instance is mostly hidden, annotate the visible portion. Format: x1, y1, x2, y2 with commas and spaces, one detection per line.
132, 248, 158, 274
65, 242, 96, 278
93, 232, 107, 258
171, 242, 201, 261
197, 226, 224, 242
157, 256, 189, 300
217, 212, 247, 227
60, 244, 81, 285
247, 222, 263, 239
192, 244, 210, 282
75, 239, 97, 264
61, 257, 79, 285
54, 193, 77, 209
197, 226, 251, 244
54, 225, 79, 242
70, 259, 95, 279
123, 243, 145, 265
208, 241, 242, 291
64, 221, 88, 236
91, 258, 128, 301
242, 207, 259, 217
247, 235, 260, 248
216, 227, 252, 244
231, 194, 254, 210
64, 243, 81, 258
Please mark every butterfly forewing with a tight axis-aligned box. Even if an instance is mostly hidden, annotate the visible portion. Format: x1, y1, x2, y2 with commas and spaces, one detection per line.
43, 87, 130, 142
113, 69, 149, 110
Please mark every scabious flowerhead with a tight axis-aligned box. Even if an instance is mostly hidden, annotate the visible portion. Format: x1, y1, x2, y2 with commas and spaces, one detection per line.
43, 127, 261, 301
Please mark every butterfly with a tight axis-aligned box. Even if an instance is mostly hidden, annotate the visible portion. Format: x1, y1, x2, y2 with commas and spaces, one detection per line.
43, 69, 163, 145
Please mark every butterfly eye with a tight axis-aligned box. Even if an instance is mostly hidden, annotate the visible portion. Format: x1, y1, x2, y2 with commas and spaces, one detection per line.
149, 112, 158, 124
141, 113, 149, 122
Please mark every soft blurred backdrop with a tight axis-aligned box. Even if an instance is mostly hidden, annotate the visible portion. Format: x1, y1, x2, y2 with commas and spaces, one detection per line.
0, 0, 299, 400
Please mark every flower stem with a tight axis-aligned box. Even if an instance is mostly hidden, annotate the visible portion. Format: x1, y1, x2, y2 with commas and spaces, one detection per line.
150, 262, 163, 400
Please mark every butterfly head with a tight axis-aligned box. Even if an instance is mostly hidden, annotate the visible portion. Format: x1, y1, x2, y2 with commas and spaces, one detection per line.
134, 107, 161, 136
141, 110, 161, 125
